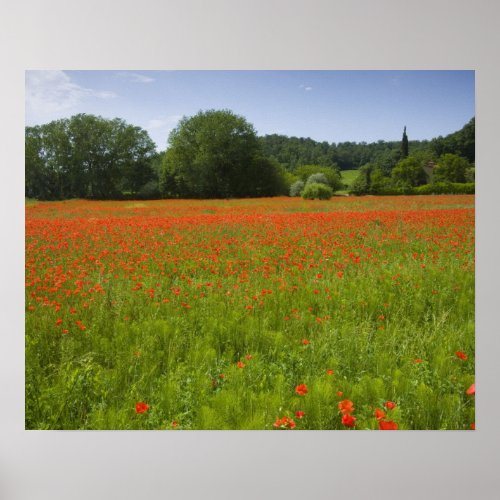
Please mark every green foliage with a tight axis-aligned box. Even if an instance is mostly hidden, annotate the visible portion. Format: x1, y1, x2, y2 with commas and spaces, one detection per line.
306, 172, 329, 187
296, 165, 342, 192
25, 114, 157, 200
433, 154, 472, 183
391, 156, 427, 188
430, 118, 475, 163
414, 182, 475, 195
301, 182, 333, 200
349, 164, 372, 195
160, 110, 286, 198
401, 126, 409, 158
289, 180, 305, 197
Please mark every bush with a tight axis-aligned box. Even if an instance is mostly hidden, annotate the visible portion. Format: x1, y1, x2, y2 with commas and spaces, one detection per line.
433, 154, 471, 183
301, 183, 333, 200
306, 173, 329, 187
289, 180, 305, 197
295, 165, 343, 192
414, 182, 475, 195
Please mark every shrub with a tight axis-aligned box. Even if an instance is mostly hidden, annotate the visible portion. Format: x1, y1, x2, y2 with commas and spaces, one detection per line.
301, 183, 333, 200
433, 154, 471, 183
289, 180, 305, 197
414, 182, 475, 195
306, 173, 329, 187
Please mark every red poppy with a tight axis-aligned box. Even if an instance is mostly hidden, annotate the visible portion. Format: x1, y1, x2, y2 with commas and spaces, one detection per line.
336, 391, 344, 397
135, 402, 149, 414
273, 416, 296, 429
466, 383, 475, 395
338, 399, 354, 414
295, 411, 305, 419
302, 339, 310, 345
374, 408, 386, 420
295, 384, 308, 396
171, 420, 178, 428
55, 319, 63, 325
414, 358, 423, 364
470, 423, 475, 430
455, 351, 468, 361
245, 354, 253, 360
379, 420, 398, 430
326, 369, 334, 376
341, 414, 356, 427
385, 401, 396, 410
236, 361, 245, 369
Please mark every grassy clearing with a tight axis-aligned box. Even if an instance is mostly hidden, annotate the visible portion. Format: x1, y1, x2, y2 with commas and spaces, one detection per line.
338, 169, 359, 194
25, 195, 475, 430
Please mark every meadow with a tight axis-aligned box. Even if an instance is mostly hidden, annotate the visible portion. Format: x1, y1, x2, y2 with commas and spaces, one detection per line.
25, 195, 475, 430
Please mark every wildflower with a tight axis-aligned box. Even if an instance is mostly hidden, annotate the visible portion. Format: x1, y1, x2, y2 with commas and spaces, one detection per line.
236, 361, 245, 369
414, 358, 423, 364
219, 373, 225, 379
295, 384, 308, 396
295, 411, 305, 419
470, 423, 475, 430
273, 416, 296, 429
171, 420, 178, 428
338, 399, 354, 414
135, 402, 149, 414
336, 391, 344, 397
374, 408, 386, 421
385, 401, 396, 410
55, 319, 63, 326
245, 354, 253, 360
302, 339, 310, 345
466, 383, 475, 395
455, 351, 468, 361
379, 420, 398, 430
326, 369, 334, 376
341, 414, 356, 427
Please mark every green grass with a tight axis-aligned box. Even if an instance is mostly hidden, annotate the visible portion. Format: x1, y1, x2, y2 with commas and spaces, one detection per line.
338, 169, 359, 194
25, 196, 475, 430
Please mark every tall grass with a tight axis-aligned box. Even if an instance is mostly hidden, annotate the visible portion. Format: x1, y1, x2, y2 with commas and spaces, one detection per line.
25, 196, 475, 430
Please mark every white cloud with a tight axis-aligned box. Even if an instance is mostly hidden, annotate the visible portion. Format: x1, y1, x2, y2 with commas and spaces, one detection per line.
118, 72, 155, 83
304, 86, 312, 91
25, 70, 116, 123
144, 115, 183, 148
146, 115, 182, 130
299, 84, 313, 91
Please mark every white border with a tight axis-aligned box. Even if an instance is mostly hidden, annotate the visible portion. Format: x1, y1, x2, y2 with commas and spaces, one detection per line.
1, 1, 500, 499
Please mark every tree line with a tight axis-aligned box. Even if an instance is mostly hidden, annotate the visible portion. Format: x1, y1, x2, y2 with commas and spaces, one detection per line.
25, 110, 475, 200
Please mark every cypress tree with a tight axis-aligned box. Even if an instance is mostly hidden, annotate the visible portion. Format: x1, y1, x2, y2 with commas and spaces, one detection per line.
401, 126, 409, 158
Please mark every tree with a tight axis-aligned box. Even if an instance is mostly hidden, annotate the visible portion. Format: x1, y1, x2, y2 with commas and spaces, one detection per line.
160, 109, 285, 198
25, 114, 157, 200
401, 126, 409, 158
349, 164, 373, 195
289, 180, 305, 197
433, 154, 471, 183
391, 156, 427, 188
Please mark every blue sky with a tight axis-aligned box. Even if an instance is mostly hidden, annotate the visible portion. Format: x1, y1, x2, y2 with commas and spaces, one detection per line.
25, 70, 474, 150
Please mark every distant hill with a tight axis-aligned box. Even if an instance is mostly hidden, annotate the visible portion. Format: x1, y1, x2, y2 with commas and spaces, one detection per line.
258, 118, 474, 172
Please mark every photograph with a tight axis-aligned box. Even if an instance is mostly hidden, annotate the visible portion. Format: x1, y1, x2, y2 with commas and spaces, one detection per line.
25, 70, 475, 430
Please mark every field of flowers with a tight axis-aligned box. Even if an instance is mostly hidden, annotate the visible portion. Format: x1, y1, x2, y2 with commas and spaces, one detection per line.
25, 195, 475, 430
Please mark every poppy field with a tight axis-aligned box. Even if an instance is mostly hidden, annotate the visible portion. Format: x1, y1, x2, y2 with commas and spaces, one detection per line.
25, 195, 475, 430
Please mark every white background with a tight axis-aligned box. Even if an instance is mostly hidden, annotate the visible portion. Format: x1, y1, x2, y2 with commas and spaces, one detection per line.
1, 1, 499, 499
